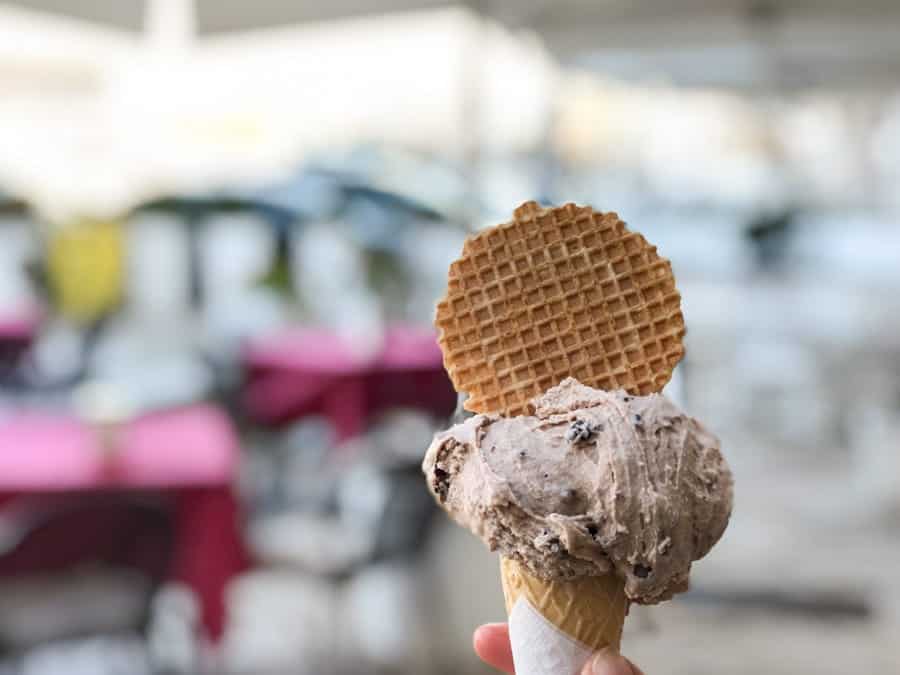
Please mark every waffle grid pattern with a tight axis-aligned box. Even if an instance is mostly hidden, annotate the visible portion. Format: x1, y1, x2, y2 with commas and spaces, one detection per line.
436, 201, 685, 416
501, 557, 627, 652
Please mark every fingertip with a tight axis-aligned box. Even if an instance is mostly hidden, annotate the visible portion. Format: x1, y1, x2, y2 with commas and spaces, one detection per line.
581, 648, 636, 675
473, 622, 507, 648
472, 623, 514, 674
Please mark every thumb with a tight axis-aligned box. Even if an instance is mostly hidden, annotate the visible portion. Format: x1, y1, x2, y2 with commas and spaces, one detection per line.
580, 648, 635, 675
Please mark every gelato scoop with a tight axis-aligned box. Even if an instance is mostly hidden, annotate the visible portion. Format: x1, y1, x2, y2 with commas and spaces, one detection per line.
423, 377, 733, 604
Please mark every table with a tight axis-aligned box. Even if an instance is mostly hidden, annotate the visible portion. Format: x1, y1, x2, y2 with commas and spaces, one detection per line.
0, 404, 248, 640
242, 325, 457, 437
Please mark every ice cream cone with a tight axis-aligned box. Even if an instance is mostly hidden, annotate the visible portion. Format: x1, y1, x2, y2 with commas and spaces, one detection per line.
500, 557, 628, 674
425, 202, 732, 673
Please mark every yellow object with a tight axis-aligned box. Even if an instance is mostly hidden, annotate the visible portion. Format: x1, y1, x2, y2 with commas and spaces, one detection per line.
500, 557, 628, 652
47, 219, 125, 323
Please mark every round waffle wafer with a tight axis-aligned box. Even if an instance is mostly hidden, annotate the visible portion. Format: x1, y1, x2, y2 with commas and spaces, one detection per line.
435, 201, 685, 416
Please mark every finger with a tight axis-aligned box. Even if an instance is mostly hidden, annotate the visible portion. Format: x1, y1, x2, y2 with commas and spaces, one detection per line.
626, 660, 645, 675
473, 623, 515, 674
580, 648, 636, 675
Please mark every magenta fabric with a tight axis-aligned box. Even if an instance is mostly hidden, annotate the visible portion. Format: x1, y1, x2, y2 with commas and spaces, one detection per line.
242, 325, 456, 435
0, 308, 41, 369
0, 405, 237, 491
0, 308, 42, 341
0, 404, 248, 640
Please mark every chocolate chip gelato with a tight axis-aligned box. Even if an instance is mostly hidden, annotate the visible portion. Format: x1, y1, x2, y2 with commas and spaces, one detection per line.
423, 378, 733, 604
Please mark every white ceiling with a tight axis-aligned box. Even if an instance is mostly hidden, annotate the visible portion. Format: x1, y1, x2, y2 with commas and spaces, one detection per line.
5, 0, 900, 88
6, 0, 900, 35
523, 0, 900, 89
194, 0, 452, 34
1, 0, 145, 30
2, 0, 454, 32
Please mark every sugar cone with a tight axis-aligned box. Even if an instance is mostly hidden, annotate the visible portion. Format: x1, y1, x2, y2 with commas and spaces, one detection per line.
500, 557, 627, 659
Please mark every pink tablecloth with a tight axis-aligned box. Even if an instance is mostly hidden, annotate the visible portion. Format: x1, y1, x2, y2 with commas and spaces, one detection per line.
243, 325, 456, 436
0, 405, 237, 491
0, 404, 248, 640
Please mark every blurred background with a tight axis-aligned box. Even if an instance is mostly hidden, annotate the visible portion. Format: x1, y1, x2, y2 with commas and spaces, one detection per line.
0, 0, 898, 673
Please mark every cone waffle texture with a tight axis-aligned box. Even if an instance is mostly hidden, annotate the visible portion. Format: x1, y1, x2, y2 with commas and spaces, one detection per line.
500, 557, 627, 653
435, 201, 685, 416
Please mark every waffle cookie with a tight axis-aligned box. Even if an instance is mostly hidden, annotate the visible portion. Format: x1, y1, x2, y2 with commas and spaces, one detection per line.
435, 201, 684, 416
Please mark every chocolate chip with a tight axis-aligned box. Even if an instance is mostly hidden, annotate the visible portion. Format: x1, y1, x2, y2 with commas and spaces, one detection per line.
543, 473, 549, 479
566, 419, 596, 443
433, 468, 450, 503
634, 414, 642, 422
633, 564, 652, 579
587, 524, 599, 537
519, 450, 526, 458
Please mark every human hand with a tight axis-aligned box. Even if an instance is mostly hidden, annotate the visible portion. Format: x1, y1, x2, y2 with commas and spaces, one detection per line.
473, 623, 644, 675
